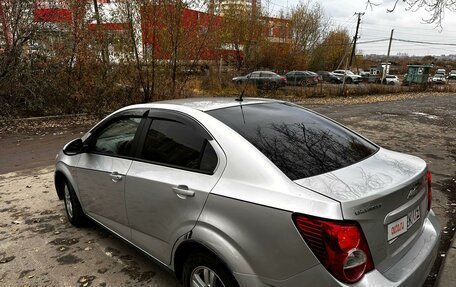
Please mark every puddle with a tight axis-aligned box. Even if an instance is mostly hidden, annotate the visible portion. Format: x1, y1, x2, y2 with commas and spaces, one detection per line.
49, 237, 80, 246
121, 266, 156, 282
57, 254, 83, 265
18, 269, 35, 279
411, 111, 440, 120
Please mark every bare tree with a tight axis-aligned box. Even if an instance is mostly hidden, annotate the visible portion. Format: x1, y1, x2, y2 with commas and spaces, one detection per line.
367, 0, 456, 28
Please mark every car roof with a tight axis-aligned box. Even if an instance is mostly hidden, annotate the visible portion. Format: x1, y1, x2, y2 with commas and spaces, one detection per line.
128, 97, 284, 112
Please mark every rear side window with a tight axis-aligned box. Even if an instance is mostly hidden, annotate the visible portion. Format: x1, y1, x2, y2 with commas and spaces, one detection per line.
140, 118, 217, 173
208, 103, 378, 180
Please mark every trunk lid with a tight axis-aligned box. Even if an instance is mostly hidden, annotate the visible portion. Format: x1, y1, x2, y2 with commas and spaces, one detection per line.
294, 148, 429, 274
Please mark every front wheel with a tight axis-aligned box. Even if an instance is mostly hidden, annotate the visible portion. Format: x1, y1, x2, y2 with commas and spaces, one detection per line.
345, 77, 353, 84
63, 180, 86, 227
183, 252, 239, 287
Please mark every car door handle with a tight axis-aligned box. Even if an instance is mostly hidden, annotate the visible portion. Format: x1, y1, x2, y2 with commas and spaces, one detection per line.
110, 172, 123, 183
173, 185, 194, 199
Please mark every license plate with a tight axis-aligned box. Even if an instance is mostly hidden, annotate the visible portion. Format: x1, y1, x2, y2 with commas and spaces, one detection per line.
387, 206, 420, 242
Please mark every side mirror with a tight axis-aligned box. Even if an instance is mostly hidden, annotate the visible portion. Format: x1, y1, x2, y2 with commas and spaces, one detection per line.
63, 138, 84, 155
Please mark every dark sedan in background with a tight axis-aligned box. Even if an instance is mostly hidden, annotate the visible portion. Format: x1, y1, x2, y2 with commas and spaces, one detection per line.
317, 71, 342, 84
285, 71, 319, 86
232, 71, 287, 90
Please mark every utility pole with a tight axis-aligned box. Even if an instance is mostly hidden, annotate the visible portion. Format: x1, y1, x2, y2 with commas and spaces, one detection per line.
382, 29, 394, 83
349, 12, 364, 70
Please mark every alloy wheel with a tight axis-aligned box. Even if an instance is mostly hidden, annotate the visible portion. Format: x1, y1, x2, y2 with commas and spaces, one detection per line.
64, 185, 73, 219
191, 266, 225, 287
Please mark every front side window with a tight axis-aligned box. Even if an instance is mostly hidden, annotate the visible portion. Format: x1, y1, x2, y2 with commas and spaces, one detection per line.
208, 103, 378, 180
140, 118, 217, 173
92, 117, 141, 157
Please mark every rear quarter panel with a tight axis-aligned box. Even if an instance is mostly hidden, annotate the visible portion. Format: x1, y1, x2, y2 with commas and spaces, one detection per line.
192, 194, 321, 281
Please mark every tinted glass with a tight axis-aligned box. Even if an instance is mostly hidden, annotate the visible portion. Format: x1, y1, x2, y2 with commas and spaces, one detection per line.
251, 72, 260, 78
140, 119, 217, 172
93, 117, 141, 156
208, 103, 378, 180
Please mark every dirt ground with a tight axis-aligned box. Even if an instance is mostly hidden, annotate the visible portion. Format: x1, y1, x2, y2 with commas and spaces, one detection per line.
0, 93, 455, 287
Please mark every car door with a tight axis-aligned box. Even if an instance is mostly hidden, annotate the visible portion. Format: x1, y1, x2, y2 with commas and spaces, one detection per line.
76, 111, 147, 238
297, 72, 306, 84
250, 72, 260, 86
260, 72, 273, 87
285, 72, 294, 84
125, 110, 225, 264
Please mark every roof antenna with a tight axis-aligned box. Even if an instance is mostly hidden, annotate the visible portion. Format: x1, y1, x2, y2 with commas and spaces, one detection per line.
236, 72, 252, 102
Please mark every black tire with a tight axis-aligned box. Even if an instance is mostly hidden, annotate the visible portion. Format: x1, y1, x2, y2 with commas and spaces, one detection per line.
300, 79, 308, 86
346, 77, 353, 84
269, 82, 278, 90
183, 252, 239, 287
63, 180, 86, 227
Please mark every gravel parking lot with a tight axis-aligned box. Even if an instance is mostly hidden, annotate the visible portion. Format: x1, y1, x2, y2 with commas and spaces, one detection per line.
0, 94, 454, 287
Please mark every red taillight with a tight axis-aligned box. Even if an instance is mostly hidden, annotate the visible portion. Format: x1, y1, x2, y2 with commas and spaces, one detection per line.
426, 169, 432, 211
293, 214, 374, 284
281, 76, 287, 82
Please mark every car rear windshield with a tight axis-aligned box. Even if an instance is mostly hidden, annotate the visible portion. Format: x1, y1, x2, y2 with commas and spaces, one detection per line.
207, 103, 378, 180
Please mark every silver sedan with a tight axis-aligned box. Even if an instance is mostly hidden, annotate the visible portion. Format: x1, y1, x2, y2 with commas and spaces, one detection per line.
55, 97, 440, 287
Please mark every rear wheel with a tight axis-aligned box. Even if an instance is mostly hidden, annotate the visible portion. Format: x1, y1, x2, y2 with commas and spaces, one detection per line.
183, 252, 239, 287
63, 180, 86, 227
269, 82, 278, 90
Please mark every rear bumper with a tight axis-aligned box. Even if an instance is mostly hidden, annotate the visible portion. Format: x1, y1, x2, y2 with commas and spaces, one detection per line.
234, 211, 440, 287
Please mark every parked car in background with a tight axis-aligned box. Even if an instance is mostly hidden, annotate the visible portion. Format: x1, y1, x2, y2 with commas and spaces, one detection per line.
448, 70, 456, 80
285, 71, 319, 86
56, 97, 440, 287
384, 75, 400, 85
435, 68, 446, 76
317, 71, 342, 84
232, 71, 286, 90
359, 71, 370, 82
332, 70, 362, 84
306, 71, 322, 82
432, 74, 447, 84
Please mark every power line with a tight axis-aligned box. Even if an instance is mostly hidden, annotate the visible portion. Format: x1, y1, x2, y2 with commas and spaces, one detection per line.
357, 39, 390, 44
393, 38, 456, 46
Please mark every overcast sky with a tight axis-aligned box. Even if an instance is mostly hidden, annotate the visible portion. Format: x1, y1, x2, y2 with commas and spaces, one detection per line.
265, 0, 456, 56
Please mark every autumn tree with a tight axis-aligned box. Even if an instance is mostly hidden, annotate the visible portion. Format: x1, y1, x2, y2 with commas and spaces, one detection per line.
0, 0, 38, 87
219, 4, 265, 71
0, 0, 52, 117
287, 1, 329, 69
309, 29, 351, 71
